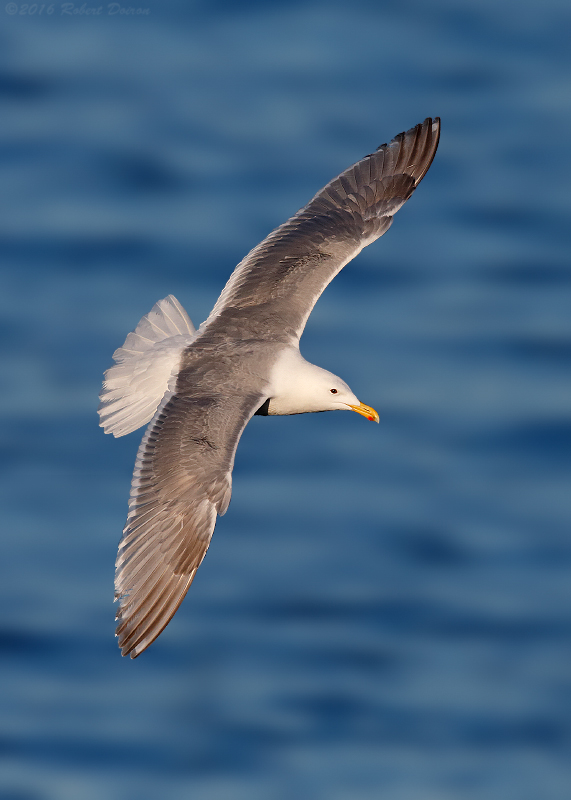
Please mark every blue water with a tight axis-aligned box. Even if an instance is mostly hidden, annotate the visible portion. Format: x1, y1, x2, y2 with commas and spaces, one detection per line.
1, 1, 571, 798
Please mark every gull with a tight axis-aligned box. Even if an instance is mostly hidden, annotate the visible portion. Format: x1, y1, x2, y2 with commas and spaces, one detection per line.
99, 117, 440, 657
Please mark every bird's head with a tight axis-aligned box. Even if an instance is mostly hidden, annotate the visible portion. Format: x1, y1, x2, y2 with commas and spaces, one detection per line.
267, 353, 379, 422
308, 367, 379, 421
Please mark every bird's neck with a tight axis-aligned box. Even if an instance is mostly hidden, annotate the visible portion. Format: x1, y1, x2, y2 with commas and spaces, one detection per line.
265, 348, 324, 416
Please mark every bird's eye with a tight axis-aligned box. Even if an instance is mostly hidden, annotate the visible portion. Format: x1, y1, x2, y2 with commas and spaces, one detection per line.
330, 388, 338, 394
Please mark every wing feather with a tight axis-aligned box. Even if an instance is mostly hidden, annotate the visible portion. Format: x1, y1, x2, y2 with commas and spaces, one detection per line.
201, 118, 440, 343
114, 388, 264, 658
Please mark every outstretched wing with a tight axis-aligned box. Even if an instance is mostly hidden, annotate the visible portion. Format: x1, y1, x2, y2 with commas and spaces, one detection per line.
201, 118, 440, 344
115, 387, 264, 658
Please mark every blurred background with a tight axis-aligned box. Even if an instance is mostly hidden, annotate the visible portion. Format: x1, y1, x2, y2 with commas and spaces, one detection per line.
1, 1, 571, 798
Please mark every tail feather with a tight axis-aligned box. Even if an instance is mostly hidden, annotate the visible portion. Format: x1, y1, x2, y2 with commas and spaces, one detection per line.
98, 295, 195, 437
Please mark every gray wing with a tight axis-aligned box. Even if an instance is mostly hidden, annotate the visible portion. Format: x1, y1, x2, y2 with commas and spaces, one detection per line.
202, 117, 440, 344
115, 387, 264, 658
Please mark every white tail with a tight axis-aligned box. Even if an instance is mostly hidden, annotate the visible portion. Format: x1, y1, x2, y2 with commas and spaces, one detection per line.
98, 295, 196, 437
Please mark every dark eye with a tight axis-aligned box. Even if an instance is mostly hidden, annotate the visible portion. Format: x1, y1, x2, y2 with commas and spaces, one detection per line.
330, 388, 338, 394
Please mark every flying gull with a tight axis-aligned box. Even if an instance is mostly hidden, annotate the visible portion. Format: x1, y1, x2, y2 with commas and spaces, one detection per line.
99, 117, 441, 658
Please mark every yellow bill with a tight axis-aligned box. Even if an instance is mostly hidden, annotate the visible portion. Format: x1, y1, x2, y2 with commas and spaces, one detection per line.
348, 402, 379, 423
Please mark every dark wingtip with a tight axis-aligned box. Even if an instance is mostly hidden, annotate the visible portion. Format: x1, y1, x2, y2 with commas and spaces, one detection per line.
394, 116, 440, 185
370, 117, 440, 175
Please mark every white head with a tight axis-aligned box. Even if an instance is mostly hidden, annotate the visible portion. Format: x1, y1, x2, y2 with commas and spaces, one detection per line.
266, 349, 379, 421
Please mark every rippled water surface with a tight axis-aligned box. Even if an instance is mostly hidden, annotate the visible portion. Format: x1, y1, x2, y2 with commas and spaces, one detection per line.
1, 1, 571, 798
